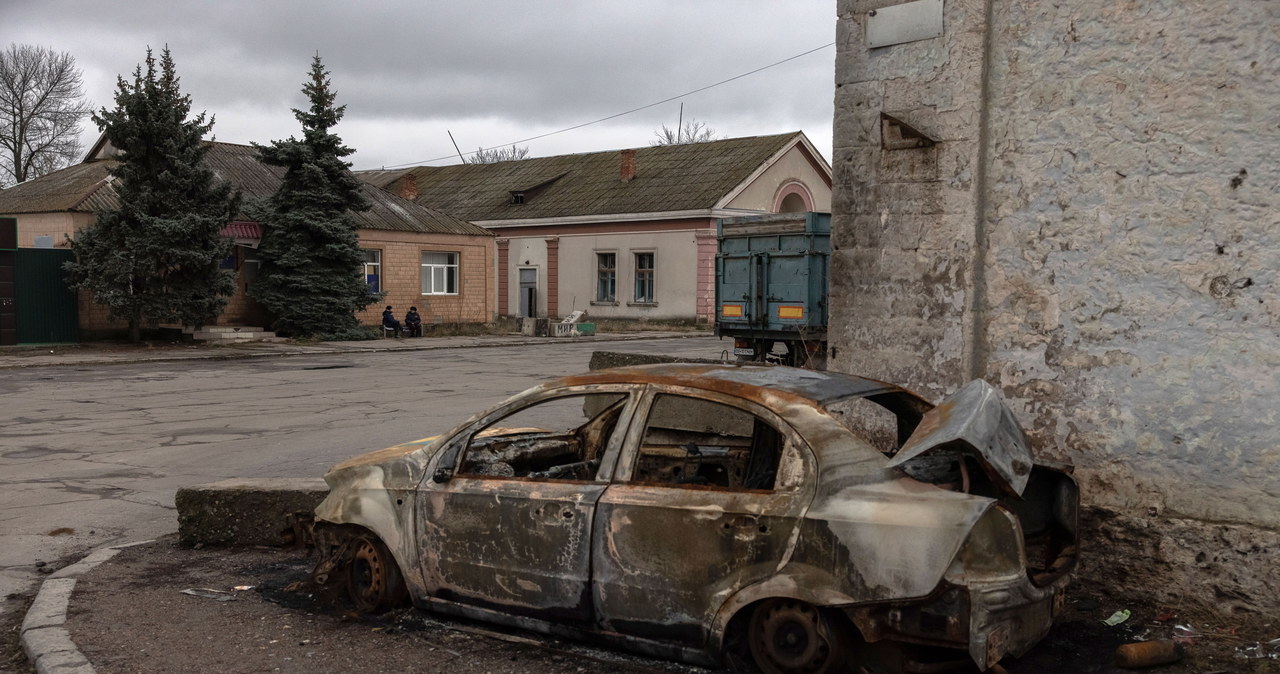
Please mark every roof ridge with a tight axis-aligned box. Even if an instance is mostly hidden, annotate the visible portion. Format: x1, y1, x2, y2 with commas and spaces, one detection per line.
354, 131, 804, 172
67, 172, 114, 212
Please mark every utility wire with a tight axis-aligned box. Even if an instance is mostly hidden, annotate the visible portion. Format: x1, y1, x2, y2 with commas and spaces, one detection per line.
377, 41, 836, 169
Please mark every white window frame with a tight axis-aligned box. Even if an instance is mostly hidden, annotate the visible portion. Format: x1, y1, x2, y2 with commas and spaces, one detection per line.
421, 251, 459, 296
361, 249, 382, 294
596, 252, 617, 303
633, 251, 655, 304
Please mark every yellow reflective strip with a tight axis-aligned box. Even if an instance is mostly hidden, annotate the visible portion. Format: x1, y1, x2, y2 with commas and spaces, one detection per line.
778, 305, 804, 319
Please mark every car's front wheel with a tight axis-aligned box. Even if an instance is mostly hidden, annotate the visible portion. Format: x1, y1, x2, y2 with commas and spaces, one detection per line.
347, 533, 408, 613
748, 598, 853, 674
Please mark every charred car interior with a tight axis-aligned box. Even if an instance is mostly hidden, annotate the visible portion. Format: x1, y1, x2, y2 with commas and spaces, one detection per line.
308, 364, 1079, 673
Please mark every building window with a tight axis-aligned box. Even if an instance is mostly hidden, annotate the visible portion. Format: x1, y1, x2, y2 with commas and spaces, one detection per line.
362, 249, 381, 294
634, 252, 654, 303
596, 252, 616, 302
421, 251, 459, 295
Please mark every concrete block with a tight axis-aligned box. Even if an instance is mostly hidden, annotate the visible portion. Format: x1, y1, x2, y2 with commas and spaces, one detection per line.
21, 579, 75, 632
175, 478, 328, 548
31, 648, 94, 674
50, 548, 118, 579
588, 351, 722, 371
21, 626, 77, 659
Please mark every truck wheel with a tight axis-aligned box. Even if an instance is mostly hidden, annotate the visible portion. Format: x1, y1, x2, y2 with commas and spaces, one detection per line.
347, 533, 408, 613
748, 598, 853, 673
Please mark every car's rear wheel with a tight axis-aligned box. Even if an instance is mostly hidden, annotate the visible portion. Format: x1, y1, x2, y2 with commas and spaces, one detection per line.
347, 533, 407, 613
748, 598, 853, 674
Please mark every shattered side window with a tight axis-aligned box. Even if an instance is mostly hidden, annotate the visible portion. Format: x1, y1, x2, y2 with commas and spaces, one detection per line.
457, 393, 626, 481
823, 396, 901, 456
631, 394, 785, 491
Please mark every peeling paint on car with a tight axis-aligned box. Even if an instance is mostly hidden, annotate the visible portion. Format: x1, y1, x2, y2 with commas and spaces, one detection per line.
311, 364, 1078, 672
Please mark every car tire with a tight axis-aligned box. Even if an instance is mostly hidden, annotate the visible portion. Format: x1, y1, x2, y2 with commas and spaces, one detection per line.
748, 598, 854, 674
347, 533, 408, 613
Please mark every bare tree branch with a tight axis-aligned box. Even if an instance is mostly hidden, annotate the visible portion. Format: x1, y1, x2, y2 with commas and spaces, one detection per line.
0, 43, 90, 187
465, 144, 530, 164
650, 119, 722, 146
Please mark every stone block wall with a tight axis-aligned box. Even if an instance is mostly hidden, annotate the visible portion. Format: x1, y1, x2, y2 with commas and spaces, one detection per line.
830, 0, 989, 399
831, 0, 1279, 613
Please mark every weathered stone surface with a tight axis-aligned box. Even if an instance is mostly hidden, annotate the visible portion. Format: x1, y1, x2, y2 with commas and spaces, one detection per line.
175, 478, 327, 548
831, 0, 1279, 613
30, 648, 95, 674
21, 578, 75, 633
1082, 506, 1280, 615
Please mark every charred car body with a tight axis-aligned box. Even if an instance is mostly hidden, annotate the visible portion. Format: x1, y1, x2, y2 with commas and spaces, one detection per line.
311, 365, 1078, 672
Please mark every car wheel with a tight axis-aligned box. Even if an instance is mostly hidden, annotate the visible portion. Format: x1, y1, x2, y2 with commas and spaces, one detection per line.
748, 598, 852, 674
347, 533, 408, 613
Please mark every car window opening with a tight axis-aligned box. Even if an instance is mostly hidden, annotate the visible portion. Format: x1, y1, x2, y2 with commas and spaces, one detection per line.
458, 393, 627, 481
633, 395, 782, 491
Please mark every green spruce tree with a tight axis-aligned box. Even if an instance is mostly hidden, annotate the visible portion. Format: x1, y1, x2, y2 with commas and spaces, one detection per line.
65, 47, 238, 342
250, 55, 373, 338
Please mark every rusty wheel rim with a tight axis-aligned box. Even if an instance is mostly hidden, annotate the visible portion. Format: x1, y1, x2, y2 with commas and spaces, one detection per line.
750, 599, 839, 673
349, 537, 387, 610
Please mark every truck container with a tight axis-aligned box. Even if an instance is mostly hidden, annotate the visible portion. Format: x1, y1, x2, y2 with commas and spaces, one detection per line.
715, 212, 829, 368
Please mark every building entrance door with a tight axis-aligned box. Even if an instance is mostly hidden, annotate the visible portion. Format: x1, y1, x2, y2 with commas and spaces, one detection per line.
518, 268, 538, 317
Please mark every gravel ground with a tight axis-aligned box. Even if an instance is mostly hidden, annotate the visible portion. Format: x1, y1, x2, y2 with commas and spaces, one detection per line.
61, 538, 708, 674
3, 537, 1277, 674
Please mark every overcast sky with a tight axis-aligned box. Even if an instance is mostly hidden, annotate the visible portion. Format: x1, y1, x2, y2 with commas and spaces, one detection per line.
3, 1, 837, 170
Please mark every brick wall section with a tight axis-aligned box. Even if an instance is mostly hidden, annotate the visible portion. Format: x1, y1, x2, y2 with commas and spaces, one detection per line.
5, 212, 92, 248
218, 247, 269, 326
544, 236, 559, 318
354, 229, 495, 326
76, 290, 128, 335
694, 229, 718, 323
496, 239, 509, 316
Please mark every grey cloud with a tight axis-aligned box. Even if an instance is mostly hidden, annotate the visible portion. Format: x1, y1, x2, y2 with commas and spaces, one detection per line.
3, 0, 835, 168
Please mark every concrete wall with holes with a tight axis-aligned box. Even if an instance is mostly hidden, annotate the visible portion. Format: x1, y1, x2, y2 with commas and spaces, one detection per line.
831, 0, 1279, 612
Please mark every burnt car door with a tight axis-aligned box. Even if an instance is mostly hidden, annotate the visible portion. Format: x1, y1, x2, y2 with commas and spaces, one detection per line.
592, 387, 814, 645
418, 387, 637, 623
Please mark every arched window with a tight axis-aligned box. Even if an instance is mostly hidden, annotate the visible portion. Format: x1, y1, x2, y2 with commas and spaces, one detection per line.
773, 181, 813, 213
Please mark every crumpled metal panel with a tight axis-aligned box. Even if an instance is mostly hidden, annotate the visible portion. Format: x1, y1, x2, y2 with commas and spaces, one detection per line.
799, 474, 995, 600
889, 379, 1034, 496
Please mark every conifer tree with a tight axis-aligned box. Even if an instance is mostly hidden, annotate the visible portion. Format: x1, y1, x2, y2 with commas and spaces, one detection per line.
250, 55, 373, 337
65, 47, 238, 342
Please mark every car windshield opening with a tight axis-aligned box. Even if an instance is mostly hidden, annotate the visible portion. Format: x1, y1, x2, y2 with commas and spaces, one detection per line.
458, 392, 627, 481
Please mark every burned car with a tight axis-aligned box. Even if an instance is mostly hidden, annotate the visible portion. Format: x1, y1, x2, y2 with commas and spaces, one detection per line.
311, 364, 1078, 673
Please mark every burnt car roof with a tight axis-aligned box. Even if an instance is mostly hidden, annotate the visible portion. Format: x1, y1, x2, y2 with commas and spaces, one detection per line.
554, 363, 927, 407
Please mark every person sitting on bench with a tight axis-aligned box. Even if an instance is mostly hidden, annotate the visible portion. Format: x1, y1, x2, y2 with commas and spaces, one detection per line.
405, 306, 423, 337
381, 305, 403, 336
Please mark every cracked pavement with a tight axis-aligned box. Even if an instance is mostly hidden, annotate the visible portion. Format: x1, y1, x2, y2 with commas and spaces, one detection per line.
0, 336, 725, 620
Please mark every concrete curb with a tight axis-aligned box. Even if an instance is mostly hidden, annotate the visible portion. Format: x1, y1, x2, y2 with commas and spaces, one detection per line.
20, 540, 155, 674
0, 331, 709, 370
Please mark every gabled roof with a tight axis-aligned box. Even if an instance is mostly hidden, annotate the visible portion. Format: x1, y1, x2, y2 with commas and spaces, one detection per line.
0, 161, 115, 214
356, 132, 829, 223
0, 141, 491, 238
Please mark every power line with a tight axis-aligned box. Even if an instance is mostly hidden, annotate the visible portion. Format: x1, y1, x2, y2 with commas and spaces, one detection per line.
377, 41, 836, 169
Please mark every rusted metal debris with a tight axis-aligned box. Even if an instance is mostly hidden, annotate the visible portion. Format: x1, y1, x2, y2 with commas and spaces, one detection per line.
308, 364, 1080, 673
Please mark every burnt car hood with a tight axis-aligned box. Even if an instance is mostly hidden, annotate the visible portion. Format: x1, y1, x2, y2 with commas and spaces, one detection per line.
888, 379, 1034, 496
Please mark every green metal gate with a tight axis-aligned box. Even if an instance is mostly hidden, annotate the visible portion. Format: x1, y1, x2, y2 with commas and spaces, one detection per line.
14, 248, 79, 344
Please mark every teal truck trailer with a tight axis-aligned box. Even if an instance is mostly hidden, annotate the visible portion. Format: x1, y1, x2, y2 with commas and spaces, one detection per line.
714, 212, 830, 369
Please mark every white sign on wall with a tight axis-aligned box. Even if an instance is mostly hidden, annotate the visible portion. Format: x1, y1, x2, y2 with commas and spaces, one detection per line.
866, 0, 944, 49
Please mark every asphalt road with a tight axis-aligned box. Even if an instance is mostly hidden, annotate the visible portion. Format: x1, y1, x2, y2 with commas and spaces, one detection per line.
0, 336, 725, 619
